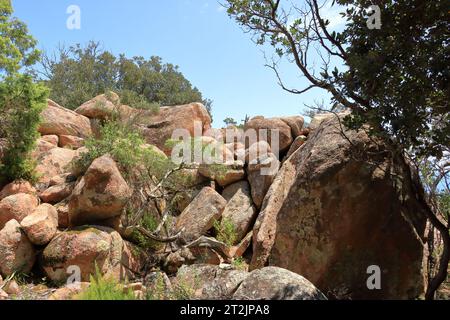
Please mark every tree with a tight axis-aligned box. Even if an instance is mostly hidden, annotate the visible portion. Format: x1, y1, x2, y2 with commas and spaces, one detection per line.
39, 41, 212, 113
0, 0, 48, 183
223, 117, 238, 126
419, 156, 450, 298
225, 0, 448, 159
0, 0, 40, 78
224, 0, 449, 299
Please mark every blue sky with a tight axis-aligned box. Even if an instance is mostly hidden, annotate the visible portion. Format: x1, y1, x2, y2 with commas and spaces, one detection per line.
12, 0, 342, 125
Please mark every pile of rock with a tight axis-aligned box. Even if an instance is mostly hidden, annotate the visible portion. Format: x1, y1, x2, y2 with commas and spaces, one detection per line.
0, 93, 430, 300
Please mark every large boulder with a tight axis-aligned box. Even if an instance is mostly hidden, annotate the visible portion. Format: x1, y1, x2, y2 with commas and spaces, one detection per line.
68, 155, 131, 226
250, 116, 428, 299
20, 204, 58, 246
244, 141, 271, 164
221, 181, 257, 243
40, 226, 146, 283
175, 187, 227, 242
174, 264, 248, 300
39, 182, 75, 204
138, 103, 211, 154
0, 220, 36, 277
246, 153, 280, 209
233, 267, 326, 300
0, 181, 36, 200
198, 162, 245, 187
308, 112, 336, 130
38, 100, 92, 138
244, 117, 293, 152
280, 116, 305, 138
0, 193, 39, 230
35, 147, 78, 186
285, 135, 307, 159
75, 92, 137, 121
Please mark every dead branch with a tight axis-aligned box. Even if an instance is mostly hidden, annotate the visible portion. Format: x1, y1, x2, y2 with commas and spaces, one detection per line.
124, 226, 184, 244
184, 236, 232, 259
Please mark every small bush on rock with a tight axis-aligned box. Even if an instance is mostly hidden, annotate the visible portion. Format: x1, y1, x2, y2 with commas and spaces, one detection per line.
76, 268, 135, 300
214, 218, 238, 246
75, 120, 145, 174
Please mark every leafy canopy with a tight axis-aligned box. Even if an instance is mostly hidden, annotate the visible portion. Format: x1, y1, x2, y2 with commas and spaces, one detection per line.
0, 0, 40, 78
39, 41, 212, 114
0, 0, 48, 183
225, 0, 449, 159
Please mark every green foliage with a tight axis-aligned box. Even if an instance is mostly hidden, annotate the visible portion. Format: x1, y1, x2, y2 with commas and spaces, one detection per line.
214, 218, 238, 246
225, 0, 449, 159
119, 89, 160, 113
232, 257, 248, 271
40, 41, 210, 112
0, 1, 48, 183
223, 117, 237, 126
0, 0, 41, 78
145, 272, 168, 300
76, 267, 135, 300
76, 119, 201, 251
336, 0, 449, 158
419, 158, 449, 223
170, 279, 196, 300
0, 75, 48, 183
128, 211, 162, 250
75, 120, 146, 174
145, 272, 196, 300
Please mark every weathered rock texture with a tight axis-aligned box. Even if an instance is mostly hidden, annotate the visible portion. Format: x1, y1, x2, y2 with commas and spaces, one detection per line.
246, 153, 280, 209
0, 181, 36, 200
0, 193, 39, 230
139, 103, 212, 154
39, 100, 92, 138
244, 117, 294, 152
68, 155, 131, 226
250, 116, 428, 299
40, 226, 145, 282
35, 147, 78, 186
175, 264, 248, 300
0, 220, 36, 277
20, 204, 58, 246
233, 266, 326, 300
176, 187, 227, 242
221, 181, 257, 243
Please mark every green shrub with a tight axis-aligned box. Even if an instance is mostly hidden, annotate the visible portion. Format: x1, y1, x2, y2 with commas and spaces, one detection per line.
75, 119, 204, 251
74, 120, 145, 174
145, 273, 196, 300
76, 268, 135, 300
214, 218, 238, 246
232, 257, 248, 271
170, 279, 196, 300
128, 210, 162, 251
146, 272, 169, 300
0, 75, 48, 183
119, 89, 160, 113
